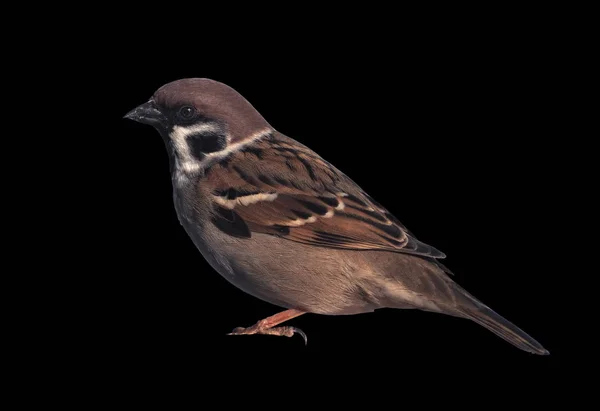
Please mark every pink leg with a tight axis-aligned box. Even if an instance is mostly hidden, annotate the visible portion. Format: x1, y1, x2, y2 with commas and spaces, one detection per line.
227, 309, 307, 344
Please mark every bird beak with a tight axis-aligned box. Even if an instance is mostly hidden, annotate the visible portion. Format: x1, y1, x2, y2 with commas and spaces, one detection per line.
124, 99, 167, 128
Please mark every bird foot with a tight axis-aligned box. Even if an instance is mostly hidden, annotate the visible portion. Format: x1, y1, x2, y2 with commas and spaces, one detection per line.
227, 324, 307, 345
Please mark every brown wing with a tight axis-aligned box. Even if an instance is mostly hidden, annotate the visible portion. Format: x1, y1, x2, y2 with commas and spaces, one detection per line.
203, 133, 446, 259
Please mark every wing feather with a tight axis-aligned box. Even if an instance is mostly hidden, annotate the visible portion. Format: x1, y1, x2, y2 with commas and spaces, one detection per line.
203, 132, 446, 259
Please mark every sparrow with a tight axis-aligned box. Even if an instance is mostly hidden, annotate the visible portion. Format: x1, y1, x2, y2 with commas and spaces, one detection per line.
124, 78, 548, 355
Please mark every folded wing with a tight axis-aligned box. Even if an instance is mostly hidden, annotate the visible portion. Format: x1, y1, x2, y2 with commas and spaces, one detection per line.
203, 133, 446, 259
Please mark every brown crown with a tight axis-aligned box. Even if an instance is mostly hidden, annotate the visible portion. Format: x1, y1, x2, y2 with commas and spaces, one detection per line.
153, 78, 271, 144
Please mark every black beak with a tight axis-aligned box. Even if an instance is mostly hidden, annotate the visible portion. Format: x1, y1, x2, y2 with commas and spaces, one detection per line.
123, 99, 167, 127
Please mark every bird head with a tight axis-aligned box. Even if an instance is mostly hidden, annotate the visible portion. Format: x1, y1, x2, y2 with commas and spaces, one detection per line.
124, 78, 272, 171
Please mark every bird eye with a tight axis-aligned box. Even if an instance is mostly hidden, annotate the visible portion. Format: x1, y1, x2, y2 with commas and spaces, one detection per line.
178, 106, 196, 120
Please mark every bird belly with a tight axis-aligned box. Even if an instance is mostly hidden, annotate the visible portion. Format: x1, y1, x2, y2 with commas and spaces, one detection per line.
190, 223, 380, 315
172, 184, 383, 315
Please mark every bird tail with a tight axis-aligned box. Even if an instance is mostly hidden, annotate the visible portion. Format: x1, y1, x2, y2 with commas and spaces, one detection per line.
454, 287, 549, 355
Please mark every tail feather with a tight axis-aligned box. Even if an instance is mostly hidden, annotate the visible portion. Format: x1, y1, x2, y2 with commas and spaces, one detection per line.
457, 303, 549, 355
381, 256, 548, 355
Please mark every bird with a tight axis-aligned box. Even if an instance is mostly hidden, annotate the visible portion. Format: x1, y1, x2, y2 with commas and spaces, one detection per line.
124, 77, 549, 355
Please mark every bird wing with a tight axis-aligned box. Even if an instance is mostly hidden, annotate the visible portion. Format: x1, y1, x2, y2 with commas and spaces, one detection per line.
203, 133, 446, 259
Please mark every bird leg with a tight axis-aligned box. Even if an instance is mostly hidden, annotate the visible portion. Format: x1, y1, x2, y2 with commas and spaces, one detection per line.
227, 309, 307, 344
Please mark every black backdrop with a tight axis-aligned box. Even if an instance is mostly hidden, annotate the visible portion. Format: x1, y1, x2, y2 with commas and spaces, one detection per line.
57, 13, 574, 396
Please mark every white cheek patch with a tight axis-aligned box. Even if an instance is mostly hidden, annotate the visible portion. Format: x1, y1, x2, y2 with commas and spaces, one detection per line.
171, 126, 273, 174
169, 123, 222, 173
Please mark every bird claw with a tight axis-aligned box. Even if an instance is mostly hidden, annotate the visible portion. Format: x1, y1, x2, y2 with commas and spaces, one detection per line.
227, 325, 307, 345
291, 327, 308, 345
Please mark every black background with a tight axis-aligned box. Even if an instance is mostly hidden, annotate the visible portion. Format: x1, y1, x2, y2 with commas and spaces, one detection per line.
40, 7, 582, 399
